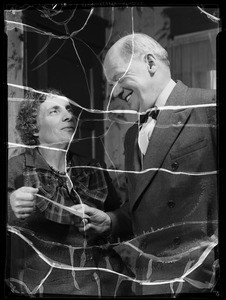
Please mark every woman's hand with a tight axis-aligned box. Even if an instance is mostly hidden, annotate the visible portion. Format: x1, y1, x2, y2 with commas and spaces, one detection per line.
9, 186, 38, 219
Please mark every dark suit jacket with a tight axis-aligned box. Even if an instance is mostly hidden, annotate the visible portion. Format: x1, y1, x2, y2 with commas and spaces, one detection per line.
107, 81, 218, 294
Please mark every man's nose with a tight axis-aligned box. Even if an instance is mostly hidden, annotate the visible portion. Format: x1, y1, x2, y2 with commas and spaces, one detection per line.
112, 83, 123, 99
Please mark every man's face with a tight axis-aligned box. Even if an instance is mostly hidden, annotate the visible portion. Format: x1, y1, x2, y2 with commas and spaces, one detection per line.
36, 95, 76, 147
104, 47, 154, 113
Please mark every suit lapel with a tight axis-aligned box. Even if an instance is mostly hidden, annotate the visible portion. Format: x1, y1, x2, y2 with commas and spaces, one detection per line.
130, 81, 192, 209
125, 124, 141, 171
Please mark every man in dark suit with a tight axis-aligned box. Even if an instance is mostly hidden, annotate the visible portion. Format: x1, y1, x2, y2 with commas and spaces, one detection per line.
72, 33, 218, 295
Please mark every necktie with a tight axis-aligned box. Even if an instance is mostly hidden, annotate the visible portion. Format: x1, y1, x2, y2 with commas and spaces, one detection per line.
138, 107, 159, 156
139, 107, 159, 124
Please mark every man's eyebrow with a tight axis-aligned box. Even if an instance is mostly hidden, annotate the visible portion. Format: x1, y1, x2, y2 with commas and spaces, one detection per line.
108, 75, 121, 86
111, 75, 118, 82
110, 73, 125, 84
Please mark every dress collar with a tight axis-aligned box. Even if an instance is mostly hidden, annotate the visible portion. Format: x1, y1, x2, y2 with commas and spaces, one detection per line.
24, 147, 50, 170
24, 147, 71, 171
24, 147, 86, 175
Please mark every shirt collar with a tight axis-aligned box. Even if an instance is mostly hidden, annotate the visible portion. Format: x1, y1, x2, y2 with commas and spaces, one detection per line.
155, 79, 176, 108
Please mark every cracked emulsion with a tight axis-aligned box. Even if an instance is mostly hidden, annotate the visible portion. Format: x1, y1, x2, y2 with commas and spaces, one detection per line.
7, 223, 218, 296
5, 5, 219, 297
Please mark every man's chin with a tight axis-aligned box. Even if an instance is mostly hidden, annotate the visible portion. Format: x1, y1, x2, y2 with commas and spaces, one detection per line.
128, 104, 140, 113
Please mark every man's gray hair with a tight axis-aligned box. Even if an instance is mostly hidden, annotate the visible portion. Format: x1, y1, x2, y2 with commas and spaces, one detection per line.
119, 33, 170, 66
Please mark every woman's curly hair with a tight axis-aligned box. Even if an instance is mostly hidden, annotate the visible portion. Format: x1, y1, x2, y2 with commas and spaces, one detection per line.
16, 89, 64, 145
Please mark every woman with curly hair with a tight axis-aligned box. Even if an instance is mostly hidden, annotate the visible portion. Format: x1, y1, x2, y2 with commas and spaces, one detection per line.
7, 88, 133, 297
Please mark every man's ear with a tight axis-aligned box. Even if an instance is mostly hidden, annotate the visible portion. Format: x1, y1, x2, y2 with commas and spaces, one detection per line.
145, 54, 157, 75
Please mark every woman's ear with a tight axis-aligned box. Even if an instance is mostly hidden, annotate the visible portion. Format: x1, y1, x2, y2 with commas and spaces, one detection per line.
145, 53, 157, 75
33, 132, 39, 145
33, 128, 39, 139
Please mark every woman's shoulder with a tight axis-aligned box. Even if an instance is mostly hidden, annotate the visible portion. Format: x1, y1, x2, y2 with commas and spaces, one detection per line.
8, 151, 26, 167
8, 152, 27, 189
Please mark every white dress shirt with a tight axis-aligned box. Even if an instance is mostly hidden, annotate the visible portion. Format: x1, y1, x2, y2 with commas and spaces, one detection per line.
138, 79, 176, 156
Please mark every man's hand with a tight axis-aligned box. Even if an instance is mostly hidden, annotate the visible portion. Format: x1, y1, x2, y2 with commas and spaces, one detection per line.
71, 204, 111, 237
9, 186, 38, 219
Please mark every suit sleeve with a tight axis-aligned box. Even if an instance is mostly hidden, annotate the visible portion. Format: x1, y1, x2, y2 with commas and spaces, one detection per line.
102, 168, 122, 211
106, 201, 133, 239
90, 159, 122, 211
106, 128, 134, 239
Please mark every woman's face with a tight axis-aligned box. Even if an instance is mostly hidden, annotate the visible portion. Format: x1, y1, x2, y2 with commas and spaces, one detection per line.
35, 95, 76, 148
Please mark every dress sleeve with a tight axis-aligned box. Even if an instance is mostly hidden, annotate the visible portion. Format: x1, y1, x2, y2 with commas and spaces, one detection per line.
8, 155, 25, 224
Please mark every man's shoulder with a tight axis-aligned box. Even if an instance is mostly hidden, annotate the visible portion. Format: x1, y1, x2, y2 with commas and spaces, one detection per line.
186, 86, 216, 105
173, 81, 216, 105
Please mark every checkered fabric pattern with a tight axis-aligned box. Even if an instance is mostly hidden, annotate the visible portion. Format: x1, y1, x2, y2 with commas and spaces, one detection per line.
22, 159, 108, 225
